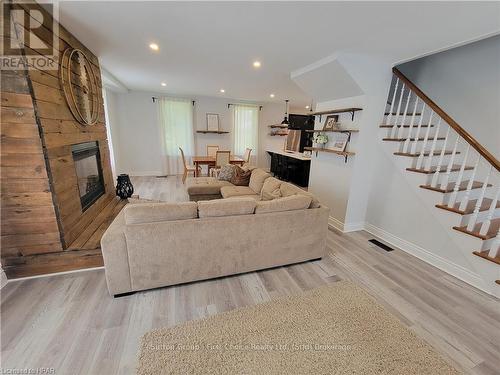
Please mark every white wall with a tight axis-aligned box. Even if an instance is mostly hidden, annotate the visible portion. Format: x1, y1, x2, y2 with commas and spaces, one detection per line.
105, 91, 286, 175
398, 34, 500, 160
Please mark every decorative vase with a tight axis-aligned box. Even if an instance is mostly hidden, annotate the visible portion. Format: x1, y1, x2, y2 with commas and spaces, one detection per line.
116, 174, 134, 199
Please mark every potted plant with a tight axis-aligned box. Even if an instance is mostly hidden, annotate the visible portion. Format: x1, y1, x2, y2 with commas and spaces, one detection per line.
312, 133, 328, 148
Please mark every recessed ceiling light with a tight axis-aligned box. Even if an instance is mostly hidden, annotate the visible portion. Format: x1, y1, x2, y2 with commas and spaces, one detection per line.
253, 61, 261, 68
269, 94, 275, 98
161, 82, 167, 87
220, 89, 225, 93
149, 43, 159, 51
305, 105, 310, 109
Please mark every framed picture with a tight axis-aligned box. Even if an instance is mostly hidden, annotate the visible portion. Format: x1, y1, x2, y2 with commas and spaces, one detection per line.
322, 115, 339, 131
331, 132, 349, 152
206, 113, 220, 131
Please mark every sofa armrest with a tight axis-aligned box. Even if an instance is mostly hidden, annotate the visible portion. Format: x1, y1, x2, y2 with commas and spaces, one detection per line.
101, 210, 132, 296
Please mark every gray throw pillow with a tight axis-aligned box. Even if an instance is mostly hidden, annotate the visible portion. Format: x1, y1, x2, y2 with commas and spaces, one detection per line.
218, 164, 237, 182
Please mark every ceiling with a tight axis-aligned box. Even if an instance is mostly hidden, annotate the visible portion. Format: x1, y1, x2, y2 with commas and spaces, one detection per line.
56, 1, 500, 107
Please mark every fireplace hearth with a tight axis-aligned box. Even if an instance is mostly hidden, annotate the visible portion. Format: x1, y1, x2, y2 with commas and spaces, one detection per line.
71, 141, 105, 211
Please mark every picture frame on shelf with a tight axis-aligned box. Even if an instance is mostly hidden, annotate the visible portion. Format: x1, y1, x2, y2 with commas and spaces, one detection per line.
330, 132, 349, 152
322, 115, 339, 131
206, 113, 220, 131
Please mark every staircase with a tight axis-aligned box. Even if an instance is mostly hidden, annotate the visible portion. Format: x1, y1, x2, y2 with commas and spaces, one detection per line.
381, 67, 500, 292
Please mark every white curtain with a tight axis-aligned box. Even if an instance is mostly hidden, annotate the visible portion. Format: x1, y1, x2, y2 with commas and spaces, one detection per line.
158, 97, 195, 175
232, 104, 259, 163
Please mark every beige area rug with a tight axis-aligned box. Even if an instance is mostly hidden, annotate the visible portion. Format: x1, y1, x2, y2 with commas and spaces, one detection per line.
138, 281, 459, 375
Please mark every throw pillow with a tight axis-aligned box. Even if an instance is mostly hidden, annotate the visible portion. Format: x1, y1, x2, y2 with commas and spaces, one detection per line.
230, 166, 252, 186
260, 177, 282, 201
217, 164, 237, 182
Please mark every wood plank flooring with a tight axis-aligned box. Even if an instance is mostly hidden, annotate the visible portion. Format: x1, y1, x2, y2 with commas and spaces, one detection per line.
1, 176, 499, 375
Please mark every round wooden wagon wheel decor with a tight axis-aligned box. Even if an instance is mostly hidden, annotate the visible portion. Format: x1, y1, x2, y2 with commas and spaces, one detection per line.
59, 47, 101, 126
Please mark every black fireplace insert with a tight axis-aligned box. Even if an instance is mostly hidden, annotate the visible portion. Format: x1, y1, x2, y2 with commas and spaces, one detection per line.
71, 141, 105, 211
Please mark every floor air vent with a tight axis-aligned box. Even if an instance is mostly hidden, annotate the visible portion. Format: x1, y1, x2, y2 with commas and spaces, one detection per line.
369, 239, 394, 252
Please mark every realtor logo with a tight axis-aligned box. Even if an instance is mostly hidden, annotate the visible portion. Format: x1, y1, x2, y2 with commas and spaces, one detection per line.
1, 1, 59, 70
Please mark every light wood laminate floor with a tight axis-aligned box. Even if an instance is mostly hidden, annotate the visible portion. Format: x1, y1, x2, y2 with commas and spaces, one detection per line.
1, 176, 499, 375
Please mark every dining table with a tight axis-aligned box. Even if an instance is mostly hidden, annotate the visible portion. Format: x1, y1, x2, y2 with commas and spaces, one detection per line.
192, 155, 246, 177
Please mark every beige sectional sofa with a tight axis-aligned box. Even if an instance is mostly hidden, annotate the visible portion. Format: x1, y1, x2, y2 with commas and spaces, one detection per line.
101, 168, 329, 296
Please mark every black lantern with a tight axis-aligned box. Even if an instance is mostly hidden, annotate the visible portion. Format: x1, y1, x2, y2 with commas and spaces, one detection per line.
281, 99, 290, 126
116, 174, 134, 199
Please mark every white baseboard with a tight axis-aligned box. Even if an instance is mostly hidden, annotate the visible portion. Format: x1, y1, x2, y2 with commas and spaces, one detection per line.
129, 171, 164, 177
363, 223, 486, 293
5, 266, 104, 283
328, 216, 365, 233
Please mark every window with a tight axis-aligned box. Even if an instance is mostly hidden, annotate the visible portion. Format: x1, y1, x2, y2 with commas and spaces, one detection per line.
158, 97, 195, 175
232, 104, 259, 162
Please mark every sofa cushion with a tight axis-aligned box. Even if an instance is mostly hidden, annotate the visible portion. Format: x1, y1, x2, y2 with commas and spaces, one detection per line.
186, 177, 233, 195
260, 177, 282, 201
198, 198, 256, 218
280, 182, 320, 208
124, 202, 198, 225
220, 185, 257, 198
224, 194, 261, 201
255, 195, 312, 214
249, 168, 271, 194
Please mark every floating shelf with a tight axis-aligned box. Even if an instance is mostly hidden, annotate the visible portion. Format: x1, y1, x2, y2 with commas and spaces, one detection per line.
304, 147, 355, 162
269, 124, 289, 129
269, 133, 288, 136
306, 129, 359, 133
310, 107, 363, 121
196, 130, 229, 134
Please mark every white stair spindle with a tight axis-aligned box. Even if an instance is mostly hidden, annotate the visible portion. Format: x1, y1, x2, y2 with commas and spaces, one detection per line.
410, 103, 426, 155
386, 77, 399, 126
487, 231, 499, 258
416, 111, 434, 169
458, 154, 480, 212
440, 135, 460, 190
425, 118, 442, 171
467, 166, 492, 231
431, 126, 450, 187
448, 144, 470, 207
396, 90, 412, 139
403, 97, 419, 153
479, 185, 500, 236
390, 83, 406, 137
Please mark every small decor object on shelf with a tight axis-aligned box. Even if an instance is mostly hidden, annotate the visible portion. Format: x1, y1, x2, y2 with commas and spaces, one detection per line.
303, 150, 312, 157
323, 115, 340, 131
116, 174, 134, 199
206, 113, 220, 131
312, 133, 328, 148
330, 133, 349, 152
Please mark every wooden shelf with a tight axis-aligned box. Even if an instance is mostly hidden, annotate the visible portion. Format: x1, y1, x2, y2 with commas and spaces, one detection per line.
310, 107, 363, 121
196, 130, 229, 134
270, 133, 288, 136
304, 147, 355, 162
306, 129, 359, 133
269, 124, 289, 129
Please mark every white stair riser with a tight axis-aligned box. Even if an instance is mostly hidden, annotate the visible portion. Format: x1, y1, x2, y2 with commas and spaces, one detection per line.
459, 207, 500, 227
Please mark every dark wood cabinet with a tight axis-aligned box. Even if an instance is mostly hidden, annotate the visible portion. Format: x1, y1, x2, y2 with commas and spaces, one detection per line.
267, 151, 311, 187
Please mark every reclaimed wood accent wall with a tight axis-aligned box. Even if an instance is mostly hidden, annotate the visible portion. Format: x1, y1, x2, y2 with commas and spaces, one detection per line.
1, 2, 115, 278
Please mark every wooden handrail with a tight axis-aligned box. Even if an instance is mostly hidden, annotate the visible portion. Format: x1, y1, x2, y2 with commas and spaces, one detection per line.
392, 67, 500, 171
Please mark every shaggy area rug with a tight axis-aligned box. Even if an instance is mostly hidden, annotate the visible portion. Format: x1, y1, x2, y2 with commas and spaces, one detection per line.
138, 281, 459, 374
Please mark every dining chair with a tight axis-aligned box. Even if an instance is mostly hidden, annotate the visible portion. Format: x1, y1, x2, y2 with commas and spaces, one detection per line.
179, 147, 199, 183
206, 145, 219, 157
210, 150, 231, 177
243, 148, 252, 163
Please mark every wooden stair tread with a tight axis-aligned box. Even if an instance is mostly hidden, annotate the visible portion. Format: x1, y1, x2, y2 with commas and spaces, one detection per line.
453, 218, 500, 240
436, 198, 500, 215
380, 124, 434, 128
407, 164, 473, 174
395, 150, 459, 157
473, 250, 500, 265
420, 180, 491, 194
383, 137, 446, 142
496, 280, 500, 285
